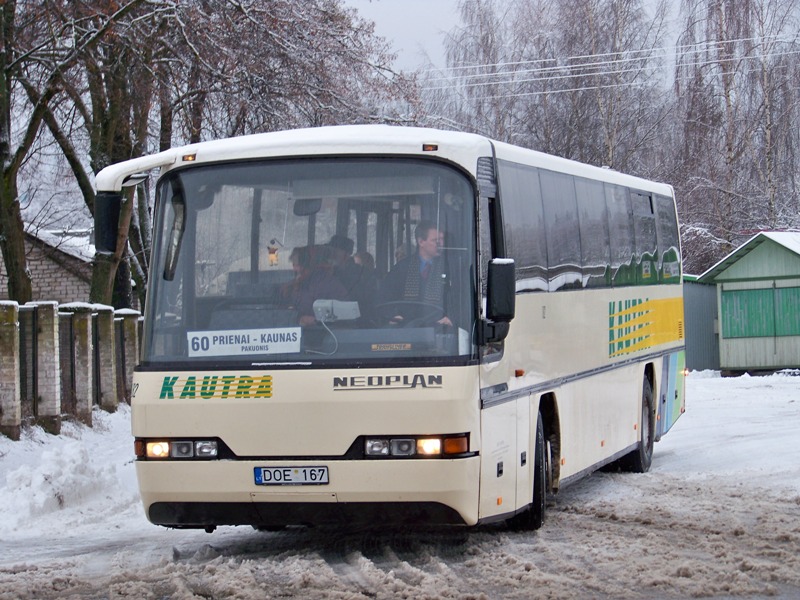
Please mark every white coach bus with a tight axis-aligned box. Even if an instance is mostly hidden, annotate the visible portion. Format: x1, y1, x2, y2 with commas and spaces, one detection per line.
95, 125, 685, 532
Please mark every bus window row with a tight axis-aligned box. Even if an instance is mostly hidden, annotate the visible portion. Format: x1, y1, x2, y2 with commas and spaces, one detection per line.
497, 159, 681, 292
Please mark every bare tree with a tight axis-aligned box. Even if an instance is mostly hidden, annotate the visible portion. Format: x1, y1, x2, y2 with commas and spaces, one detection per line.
422, 0, 538, 139
1, 0, 143, 303
423, 0, 672, 176
547, 0, 672, 173
12, 0, 417, 307
165, 0, 418, 142
675, 0, 800, 273
1, 0, 35, 303
20, 0, 155, 307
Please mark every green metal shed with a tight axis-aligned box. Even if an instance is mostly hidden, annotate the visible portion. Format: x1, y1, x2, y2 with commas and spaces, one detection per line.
698, 232, 800, 373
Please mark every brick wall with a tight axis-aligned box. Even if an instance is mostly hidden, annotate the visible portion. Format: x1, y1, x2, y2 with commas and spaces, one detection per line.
0, 234, 91, 304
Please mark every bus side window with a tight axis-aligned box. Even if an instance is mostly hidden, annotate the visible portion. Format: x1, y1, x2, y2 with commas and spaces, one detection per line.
496, 160, 547, 292
540, 170, 581, 291
654, 194, 681, 282
631, 191, 657, 284
605, 184, 635, 286
575, 177, 611, 288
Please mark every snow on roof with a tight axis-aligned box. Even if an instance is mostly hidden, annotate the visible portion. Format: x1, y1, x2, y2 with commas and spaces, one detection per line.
762, 231, 800, 255
25, 226, 95, 263
698, 230, 800, 282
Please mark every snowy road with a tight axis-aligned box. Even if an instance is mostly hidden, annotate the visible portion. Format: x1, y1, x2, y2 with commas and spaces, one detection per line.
1, 372, 799, 599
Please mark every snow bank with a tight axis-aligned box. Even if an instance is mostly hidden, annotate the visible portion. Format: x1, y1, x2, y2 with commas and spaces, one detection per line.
0, 405, 140, 539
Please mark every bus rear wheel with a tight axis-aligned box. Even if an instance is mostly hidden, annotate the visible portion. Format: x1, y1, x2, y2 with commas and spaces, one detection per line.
623, 377, 654, 473
509, 410, 546, 531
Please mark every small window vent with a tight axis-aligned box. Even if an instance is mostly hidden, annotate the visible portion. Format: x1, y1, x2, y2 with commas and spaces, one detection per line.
477, 157, 496, 196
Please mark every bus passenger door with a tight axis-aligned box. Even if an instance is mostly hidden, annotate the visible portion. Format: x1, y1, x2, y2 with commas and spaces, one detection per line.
657, 352, 685, 438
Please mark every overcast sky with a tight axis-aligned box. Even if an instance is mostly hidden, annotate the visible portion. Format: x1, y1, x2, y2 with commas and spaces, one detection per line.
345, 0, 462, 70
346, 0, 681, 73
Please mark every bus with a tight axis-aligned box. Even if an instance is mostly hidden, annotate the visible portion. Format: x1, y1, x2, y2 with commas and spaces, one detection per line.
95, 125, 685, 532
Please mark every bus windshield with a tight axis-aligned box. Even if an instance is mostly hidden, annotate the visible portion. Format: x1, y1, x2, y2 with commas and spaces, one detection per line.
143, 157, 478, 367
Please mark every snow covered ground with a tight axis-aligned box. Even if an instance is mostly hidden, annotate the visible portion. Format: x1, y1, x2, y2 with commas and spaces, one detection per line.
1, 371, 799, 599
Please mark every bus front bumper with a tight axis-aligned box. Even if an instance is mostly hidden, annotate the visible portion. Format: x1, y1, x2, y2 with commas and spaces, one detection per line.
136, 456, 481, 528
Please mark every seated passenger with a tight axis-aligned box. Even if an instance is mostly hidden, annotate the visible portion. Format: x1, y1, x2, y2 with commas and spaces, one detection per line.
281, 245, 347, 326
353, 250, 375, 271
326, 235, 377, 324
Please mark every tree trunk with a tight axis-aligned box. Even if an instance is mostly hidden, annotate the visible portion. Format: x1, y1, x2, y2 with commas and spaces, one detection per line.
90, 252, 116, 305
0, 0, 31, 303
0, 175, 31, 302
112, 257, 133, 308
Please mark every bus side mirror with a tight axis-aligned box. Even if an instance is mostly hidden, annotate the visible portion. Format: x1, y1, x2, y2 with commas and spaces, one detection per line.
484, 259, 515, 343
94, 191, 122, 253
487, 259, 515, 322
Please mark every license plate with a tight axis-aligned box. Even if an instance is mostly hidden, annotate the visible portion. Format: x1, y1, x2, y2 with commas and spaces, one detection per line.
254, 466, 329, 486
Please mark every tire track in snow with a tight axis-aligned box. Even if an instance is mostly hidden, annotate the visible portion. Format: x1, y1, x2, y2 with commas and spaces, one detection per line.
2, 471, 799, 598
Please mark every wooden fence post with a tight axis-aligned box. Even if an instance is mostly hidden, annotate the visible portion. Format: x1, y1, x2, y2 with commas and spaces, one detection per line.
0, 302, 21, 440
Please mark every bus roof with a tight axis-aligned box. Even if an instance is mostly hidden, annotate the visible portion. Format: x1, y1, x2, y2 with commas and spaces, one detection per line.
94, 125, 493, 192
492, 140, 674, 197
95, 124, 673, 197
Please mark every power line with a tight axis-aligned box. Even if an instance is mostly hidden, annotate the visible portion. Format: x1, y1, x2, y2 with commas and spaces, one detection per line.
424, 43, 800, 91
422, 33, 799, 81
422, 47, 800, 97
428, 51, 800, 103
423, 36, 797, 91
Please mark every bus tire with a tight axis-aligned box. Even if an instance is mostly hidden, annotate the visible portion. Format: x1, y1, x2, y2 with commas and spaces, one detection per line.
623, 376, 654, 473
509, 411, 546, 531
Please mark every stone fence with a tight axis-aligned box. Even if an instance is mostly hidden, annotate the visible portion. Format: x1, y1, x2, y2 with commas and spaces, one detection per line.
0, 301, 140, 440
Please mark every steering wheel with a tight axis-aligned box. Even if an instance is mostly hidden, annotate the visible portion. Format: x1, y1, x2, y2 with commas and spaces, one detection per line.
374, 301, 445, 327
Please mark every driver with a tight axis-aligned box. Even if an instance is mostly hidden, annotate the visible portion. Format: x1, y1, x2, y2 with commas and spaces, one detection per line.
380, 221, 453, 327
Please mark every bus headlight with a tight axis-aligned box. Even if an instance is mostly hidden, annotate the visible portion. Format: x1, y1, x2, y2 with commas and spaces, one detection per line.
145, 441, 170, 459
365, 439, 391, 456
170, 441, 194, 458
363, 434, 469, 458
390, 439, 416, 456
195, 441, 218, 458
137, 439, 219, 460
416, 438, 442, 455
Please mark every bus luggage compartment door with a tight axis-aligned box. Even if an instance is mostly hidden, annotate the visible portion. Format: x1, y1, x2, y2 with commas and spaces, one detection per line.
657, 351, 685, 438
